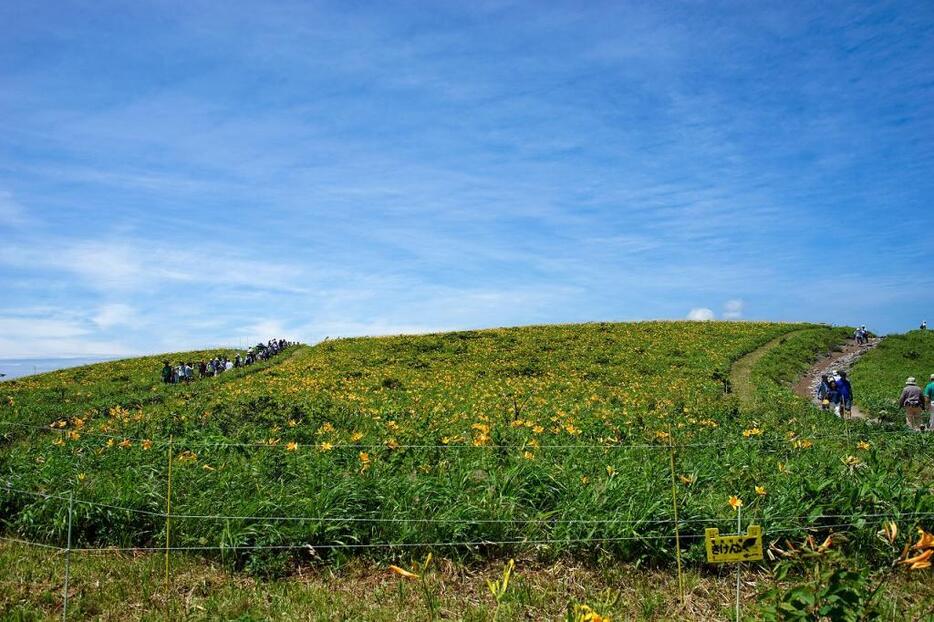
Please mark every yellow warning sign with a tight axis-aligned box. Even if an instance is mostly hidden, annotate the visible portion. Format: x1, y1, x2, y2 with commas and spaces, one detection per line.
705, 525, 763, 563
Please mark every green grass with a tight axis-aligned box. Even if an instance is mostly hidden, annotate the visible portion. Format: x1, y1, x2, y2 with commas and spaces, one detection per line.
850, 330, 934, 424
3, 541, 933, 621
1, 321, 933, 618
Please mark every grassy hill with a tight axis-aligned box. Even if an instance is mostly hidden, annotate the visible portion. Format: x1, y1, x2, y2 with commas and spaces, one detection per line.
1, 321, 933, 619
850, 330, 934, 424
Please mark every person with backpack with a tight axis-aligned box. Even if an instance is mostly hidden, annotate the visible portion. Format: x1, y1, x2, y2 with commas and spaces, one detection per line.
925, 374, 934, 430
161, 361, 172, 384
836, 371, 853, 418
900, 377, 926, 430
826, 378, 841, 416
816, 374, 832, 410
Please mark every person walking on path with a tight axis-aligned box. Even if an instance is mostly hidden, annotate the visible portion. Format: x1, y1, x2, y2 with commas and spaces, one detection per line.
925, 374, 934, 430
827, 379, 841, 416
161, 361, 172, 384
816, 374, 832, 410
837, 371, 853, 418
899, 377, 926, 430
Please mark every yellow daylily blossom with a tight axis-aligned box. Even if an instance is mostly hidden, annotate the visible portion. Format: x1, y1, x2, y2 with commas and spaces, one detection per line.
286, 442, 298, 452
913, 528, 934, 551
388, 564, 419, 579
755, 486, 767, 496
728, 495, 743, 510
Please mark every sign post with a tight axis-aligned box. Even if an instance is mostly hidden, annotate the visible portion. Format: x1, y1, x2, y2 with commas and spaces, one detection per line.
705, 522, 762, 621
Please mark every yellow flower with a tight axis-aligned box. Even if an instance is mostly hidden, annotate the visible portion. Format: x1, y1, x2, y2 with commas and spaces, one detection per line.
580, 476, 590, 485
359, 451, 370, 471
522, 451, 535, 460
755, 486, 767, 496
68, 431, 81, 441
901, 548, 933, 569
913, 528, 934, 551
106, 438, 115, 448
843, 455, 862, 467
286, 442, 298, 452
879, 521, 898, 545
728, 495, 743, 510
202, 464, 215, 471
77, 472, 86, 482
654, 430, 670, 442
350, 431, 364, 442
318, 442, 333, 452
532, 425, 544, 434
856, 440, 871, 450
388, 564, 419, 579
386, 438, 399, 449
287, 419, 298, 428
742, 427, 762, 438
119, 438, 132, 449
606, 465, 616, 477
679, 474, 696, 485
142, 439, 153, 450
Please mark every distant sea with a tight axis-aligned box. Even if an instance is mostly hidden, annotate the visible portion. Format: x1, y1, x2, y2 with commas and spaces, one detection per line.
0, 357, 115, 382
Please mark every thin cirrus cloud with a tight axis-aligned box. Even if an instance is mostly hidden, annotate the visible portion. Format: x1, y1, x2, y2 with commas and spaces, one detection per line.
0, 1, 932, 358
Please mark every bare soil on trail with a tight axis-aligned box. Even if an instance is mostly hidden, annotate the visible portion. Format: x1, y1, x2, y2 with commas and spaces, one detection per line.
792, 338, 880, 420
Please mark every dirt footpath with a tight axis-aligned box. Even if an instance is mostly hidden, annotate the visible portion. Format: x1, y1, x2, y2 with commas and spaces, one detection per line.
792, 338, 879, 420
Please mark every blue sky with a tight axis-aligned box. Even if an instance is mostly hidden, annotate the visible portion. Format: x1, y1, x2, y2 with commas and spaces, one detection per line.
0, 1, 932, 357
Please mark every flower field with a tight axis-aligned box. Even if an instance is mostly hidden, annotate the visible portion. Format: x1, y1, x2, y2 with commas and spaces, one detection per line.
1, 321, 932, 581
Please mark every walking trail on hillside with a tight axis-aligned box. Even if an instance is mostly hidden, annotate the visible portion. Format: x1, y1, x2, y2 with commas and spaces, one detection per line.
730, 332, 879, 419
792, 338, 879, 420
729, 333, 797, 408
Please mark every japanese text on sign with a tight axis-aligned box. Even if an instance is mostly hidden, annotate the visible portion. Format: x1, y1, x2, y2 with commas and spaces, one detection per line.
705, 525, 763, 563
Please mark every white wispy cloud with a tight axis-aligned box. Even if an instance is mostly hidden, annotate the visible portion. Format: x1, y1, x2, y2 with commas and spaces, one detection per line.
687, 308, 715, 321
723, 299, 744, 319
92, 303, 138, 329
0, 237, 308, 294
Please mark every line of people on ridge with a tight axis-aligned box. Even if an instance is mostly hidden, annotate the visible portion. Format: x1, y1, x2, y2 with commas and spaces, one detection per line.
160, 338, 292, 384
853, 325, 871, 345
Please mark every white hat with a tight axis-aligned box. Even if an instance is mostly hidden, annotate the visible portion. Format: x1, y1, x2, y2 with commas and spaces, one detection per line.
930, 373, 934, 380
906, 377, 917, 385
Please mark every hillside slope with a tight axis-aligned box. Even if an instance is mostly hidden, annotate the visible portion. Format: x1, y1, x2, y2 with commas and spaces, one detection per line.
1, 321, 930, 570
850, 330, 934, 423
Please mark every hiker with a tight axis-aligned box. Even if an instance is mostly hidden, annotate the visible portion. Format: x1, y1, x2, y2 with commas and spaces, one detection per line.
836, 371, 853, 418
899, 377, 926, 430
922, 321, 928, 331
816, 374, 832, 410
926, 374, 934, 430
827, 378, 841, 415
161, 361, 172, 384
